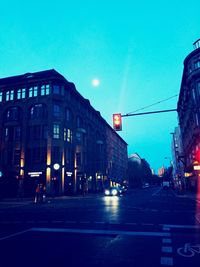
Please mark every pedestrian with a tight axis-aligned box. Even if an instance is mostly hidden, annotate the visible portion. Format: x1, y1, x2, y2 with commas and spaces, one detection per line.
34, 184, 40, 203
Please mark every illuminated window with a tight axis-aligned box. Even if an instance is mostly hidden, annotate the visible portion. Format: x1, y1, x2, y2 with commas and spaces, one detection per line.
53, 124, 60, 139
41, 84, 50, 96
6, 90, 14, 101
29, 86, 38, 97
0, 92, 2, 102
17, 88, 26, 99
64, 128, 67, 141
67, 129, 72, 143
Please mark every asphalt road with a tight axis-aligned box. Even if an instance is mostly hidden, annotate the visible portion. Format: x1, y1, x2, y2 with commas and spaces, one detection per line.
0, 186, 200, 267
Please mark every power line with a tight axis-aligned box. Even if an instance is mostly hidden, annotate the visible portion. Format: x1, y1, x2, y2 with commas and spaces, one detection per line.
126, 94, 178, 116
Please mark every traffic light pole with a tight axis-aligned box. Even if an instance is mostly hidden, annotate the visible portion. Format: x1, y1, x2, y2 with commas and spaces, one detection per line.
121, 109, 177, 117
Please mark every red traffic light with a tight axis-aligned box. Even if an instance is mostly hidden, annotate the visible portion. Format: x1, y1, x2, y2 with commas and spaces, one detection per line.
113, 113, 122, 131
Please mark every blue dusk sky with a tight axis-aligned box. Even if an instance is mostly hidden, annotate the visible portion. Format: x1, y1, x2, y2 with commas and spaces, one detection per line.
1, 0, 200, 173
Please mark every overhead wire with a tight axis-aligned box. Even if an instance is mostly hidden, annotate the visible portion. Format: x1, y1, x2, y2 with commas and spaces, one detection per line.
126, 94, 178, 116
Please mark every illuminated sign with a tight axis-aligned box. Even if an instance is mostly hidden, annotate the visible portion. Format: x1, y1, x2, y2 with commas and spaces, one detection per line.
193, 165, 200, 170
28, 172, 42, 177
66, 172, 73, 176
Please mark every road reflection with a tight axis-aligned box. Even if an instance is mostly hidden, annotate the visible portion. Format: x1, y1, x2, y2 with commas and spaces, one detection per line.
103, 196, 120, 221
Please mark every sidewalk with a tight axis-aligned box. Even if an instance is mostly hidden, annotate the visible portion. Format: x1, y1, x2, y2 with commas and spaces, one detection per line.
173, 189, 200, 203
0, 192, 102, 204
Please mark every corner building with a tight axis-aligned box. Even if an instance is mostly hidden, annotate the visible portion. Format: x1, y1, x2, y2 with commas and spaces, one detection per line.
0, 69, 128, 197
177, 40, 200, 191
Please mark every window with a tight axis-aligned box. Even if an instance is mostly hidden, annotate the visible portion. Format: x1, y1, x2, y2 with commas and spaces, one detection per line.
52, 146, 60, 161
6, 90, 14, 101
53, 85, 61, 94
29, 86, 38, 98
76, 132, 81, 142
17, 88, 26, 99
4, 127, 9, 141
194, 61, 200, 69
42, 125, 48, 139
14, 149, 21, 166
41, 84, 50, 96
53, 104, 61, 118
33, 125, 41, 139
64, 128, 67, 141
6, 107, 19, 121
66, 108, 71, 121
0, 92, 2, 102
14, 127, 21, 140
53, 124, 60, 139
76, 152, 81, 167
67, 129, 72, 143
30, 104, 46, 119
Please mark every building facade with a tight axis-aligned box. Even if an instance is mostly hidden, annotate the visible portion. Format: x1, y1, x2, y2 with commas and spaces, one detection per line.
171, 127, 185, 190
0, 69, 128, 197
177, 39, 200, 191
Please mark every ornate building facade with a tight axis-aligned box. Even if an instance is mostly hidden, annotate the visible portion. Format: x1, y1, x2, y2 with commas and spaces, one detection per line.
0, 69, 128, 197
177, 39, 200, 191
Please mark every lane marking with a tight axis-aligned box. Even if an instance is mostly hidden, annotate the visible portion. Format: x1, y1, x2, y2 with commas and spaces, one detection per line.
152, 188, 162, 196
163, 227, 170, 231
162, 238, 172, 244
161, 224, 200, 229
160, 257, 173, 266
0, 229, 31, 241
162, 246, 173, 253
30, 227, 171, 237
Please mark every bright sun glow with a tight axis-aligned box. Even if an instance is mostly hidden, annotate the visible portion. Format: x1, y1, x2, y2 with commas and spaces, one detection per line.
92, 78, 100, 87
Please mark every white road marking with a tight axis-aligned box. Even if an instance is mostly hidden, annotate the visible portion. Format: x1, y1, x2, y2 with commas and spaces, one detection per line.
162, 246, 173, 253
161, 224, 200, 229
162, 238, 172, 244
160, 257, 173, 266
0, 229, 31, 241
152, 188, 162, 196
163, 227, 170, 231
30, 227, 171, 237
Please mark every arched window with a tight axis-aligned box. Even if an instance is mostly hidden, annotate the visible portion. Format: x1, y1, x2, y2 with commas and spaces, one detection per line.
29, 104, 47, 119
5, 107, 20, 121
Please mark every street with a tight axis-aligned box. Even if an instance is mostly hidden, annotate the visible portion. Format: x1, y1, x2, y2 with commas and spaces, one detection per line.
0, 186, 200, 267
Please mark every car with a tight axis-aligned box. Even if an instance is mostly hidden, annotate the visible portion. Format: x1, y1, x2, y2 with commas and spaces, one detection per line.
162, 181, 170, 189
142, 183, 150, 188
104, 187, 120, 196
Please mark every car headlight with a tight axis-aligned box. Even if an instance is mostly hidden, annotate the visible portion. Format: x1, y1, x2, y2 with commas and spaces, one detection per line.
105, 189, 110, 195
111, 189, 118, 196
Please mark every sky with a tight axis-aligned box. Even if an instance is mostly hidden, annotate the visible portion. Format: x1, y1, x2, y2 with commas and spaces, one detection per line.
1, 0, 200, 173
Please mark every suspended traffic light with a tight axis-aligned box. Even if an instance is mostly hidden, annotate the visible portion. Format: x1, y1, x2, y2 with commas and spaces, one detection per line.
113, 113, 122, 131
